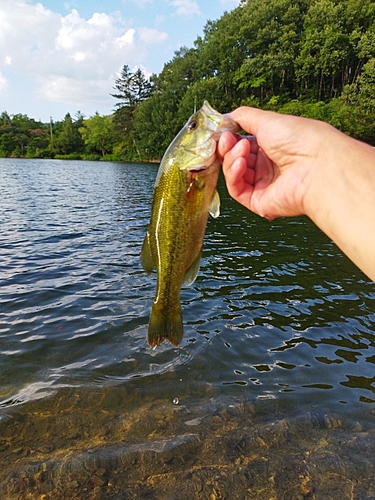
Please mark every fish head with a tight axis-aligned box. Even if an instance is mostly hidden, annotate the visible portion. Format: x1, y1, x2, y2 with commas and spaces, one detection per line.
167, 101, 239, 172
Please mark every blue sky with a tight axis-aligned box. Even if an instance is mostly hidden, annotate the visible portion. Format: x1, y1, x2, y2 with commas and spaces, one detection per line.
0, 0, 240, 122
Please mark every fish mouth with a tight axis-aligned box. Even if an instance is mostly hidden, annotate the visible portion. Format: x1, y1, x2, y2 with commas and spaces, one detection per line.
189, 167, 206, 174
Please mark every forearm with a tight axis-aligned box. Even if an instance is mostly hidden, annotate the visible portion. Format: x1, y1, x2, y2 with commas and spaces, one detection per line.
305, 125, 375, 281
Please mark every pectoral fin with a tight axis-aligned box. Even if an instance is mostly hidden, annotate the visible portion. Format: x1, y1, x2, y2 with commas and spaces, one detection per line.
209, 190, 220, 218
140, 231, 155, 275
183, 251, 202, 286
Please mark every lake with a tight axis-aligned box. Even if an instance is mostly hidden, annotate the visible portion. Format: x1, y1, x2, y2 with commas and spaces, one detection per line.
1, 158, 375, 499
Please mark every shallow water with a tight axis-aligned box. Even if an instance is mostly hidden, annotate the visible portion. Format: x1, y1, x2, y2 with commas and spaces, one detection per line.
1, 158, 375, 499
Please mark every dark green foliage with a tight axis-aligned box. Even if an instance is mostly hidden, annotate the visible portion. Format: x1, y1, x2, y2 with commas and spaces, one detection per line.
1, 0, 374, 161
0, 112, 50, 158
51, 113, 85, 156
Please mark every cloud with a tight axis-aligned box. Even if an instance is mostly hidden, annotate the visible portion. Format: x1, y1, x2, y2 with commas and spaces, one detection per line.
0, 72, 8, 92
219, 0, 241, 6
0, 0, 168, 109
125, 0, 154, 6
39, 76, 111, 105
169, 0, 201, 17
138, 27, 168, 44
116, 29, 136, 48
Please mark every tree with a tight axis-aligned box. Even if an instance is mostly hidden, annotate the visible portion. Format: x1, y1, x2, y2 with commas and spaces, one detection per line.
111, 65, 152, 158
111, 65, 152, 110
52, 113, 84, 155
232, 0, 308, 105
111, 65, 152, 130
0, 112, 47, 157
79, 113, 115, 157
1, 111, 11, 127
194, 11, 247, 108
0, 132, 16, 157
133, 93, 179, 160
27, 128, 49, 157
340, 57, 375, 144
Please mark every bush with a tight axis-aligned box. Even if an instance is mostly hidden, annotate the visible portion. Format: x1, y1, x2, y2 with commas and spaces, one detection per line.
81, 153, 101, 161
54, 153, 82, 160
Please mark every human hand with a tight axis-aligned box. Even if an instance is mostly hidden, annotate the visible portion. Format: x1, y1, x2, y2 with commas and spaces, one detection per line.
218, 107, 330, 220
218, 106, 375, 281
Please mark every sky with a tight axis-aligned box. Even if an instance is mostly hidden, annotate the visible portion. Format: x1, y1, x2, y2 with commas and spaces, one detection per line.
0, 0, 240, 123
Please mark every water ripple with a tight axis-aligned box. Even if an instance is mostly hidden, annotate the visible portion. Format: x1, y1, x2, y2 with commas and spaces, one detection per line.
1, 160, 375, 416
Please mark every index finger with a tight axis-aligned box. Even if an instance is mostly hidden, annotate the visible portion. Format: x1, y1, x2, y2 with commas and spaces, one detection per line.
228, 107, 278, 137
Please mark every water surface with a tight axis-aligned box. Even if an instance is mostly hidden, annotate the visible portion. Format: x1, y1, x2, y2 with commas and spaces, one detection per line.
1, 158, 375, 499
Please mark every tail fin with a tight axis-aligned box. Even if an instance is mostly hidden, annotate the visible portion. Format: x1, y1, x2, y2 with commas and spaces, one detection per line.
148, 303, 183, 348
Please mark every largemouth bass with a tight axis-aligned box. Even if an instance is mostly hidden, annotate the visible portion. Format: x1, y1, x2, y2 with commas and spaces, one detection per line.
141, 101, 239, 348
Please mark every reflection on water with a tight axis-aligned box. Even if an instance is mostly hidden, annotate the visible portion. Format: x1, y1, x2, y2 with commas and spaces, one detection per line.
0, 158, 375, 498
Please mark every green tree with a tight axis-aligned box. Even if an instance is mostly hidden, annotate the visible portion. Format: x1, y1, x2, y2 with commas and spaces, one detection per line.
340, 58, 375, 144
27, 129, 50, 158
133, 93, 178, 160
132, 47, 200, 159
111, 65, 152, 110
0, 113, 47, 157
79, 113, 115, 157
214, 0, 308, 106
0, 132, 16, 157
111, 65, 152, 158
194, 10, 248, 108
52, 113, 84, 155
1, 111, 11, 127
296, 0, 350, 100
177, 78, 226, 120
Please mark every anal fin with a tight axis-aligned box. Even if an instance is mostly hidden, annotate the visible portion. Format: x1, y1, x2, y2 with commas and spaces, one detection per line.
140, 231, 155, 275
183, 251, 202, 286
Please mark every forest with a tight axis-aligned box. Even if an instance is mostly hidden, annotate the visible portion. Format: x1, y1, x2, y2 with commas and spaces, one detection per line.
1, 0, 375, 161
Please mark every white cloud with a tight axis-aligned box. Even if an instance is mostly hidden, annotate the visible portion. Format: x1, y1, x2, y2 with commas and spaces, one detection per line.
73, 52, 86, 62
125, 0, 154, 6
0, 72, 8, 92
219, 0, 241, 7
0, 0, 168, 110
138, 27, 168, 44
88, 12, 113, 27
116, 29, 136, 48
169, 0, 201, 17
39, 76, 111, 105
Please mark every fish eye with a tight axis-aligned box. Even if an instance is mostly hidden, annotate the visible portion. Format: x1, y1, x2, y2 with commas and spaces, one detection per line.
188, 120, 197, 131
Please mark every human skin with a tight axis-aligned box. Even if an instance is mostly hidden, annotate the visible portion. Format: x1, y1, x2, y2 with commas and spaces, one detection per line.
218, 106, 375, 281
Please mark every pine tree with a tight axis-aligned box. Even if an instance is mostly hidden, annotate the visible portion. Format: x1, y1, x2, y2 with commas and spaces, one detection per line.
110, 65, 152, 158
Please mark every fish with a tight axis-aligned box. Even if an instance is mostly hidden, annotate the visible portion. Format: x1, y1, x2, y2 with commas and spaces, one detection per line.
141, 101, 239, 348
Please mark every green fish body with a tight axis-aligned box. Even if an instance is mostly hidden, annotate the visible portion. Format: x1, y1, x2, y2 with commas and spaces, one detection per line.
141, 101, 239, 347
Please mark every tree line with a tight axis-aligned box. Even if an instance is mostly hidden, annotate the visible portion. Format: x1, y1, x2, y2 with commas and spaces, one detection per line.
1, 0, 374, 161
